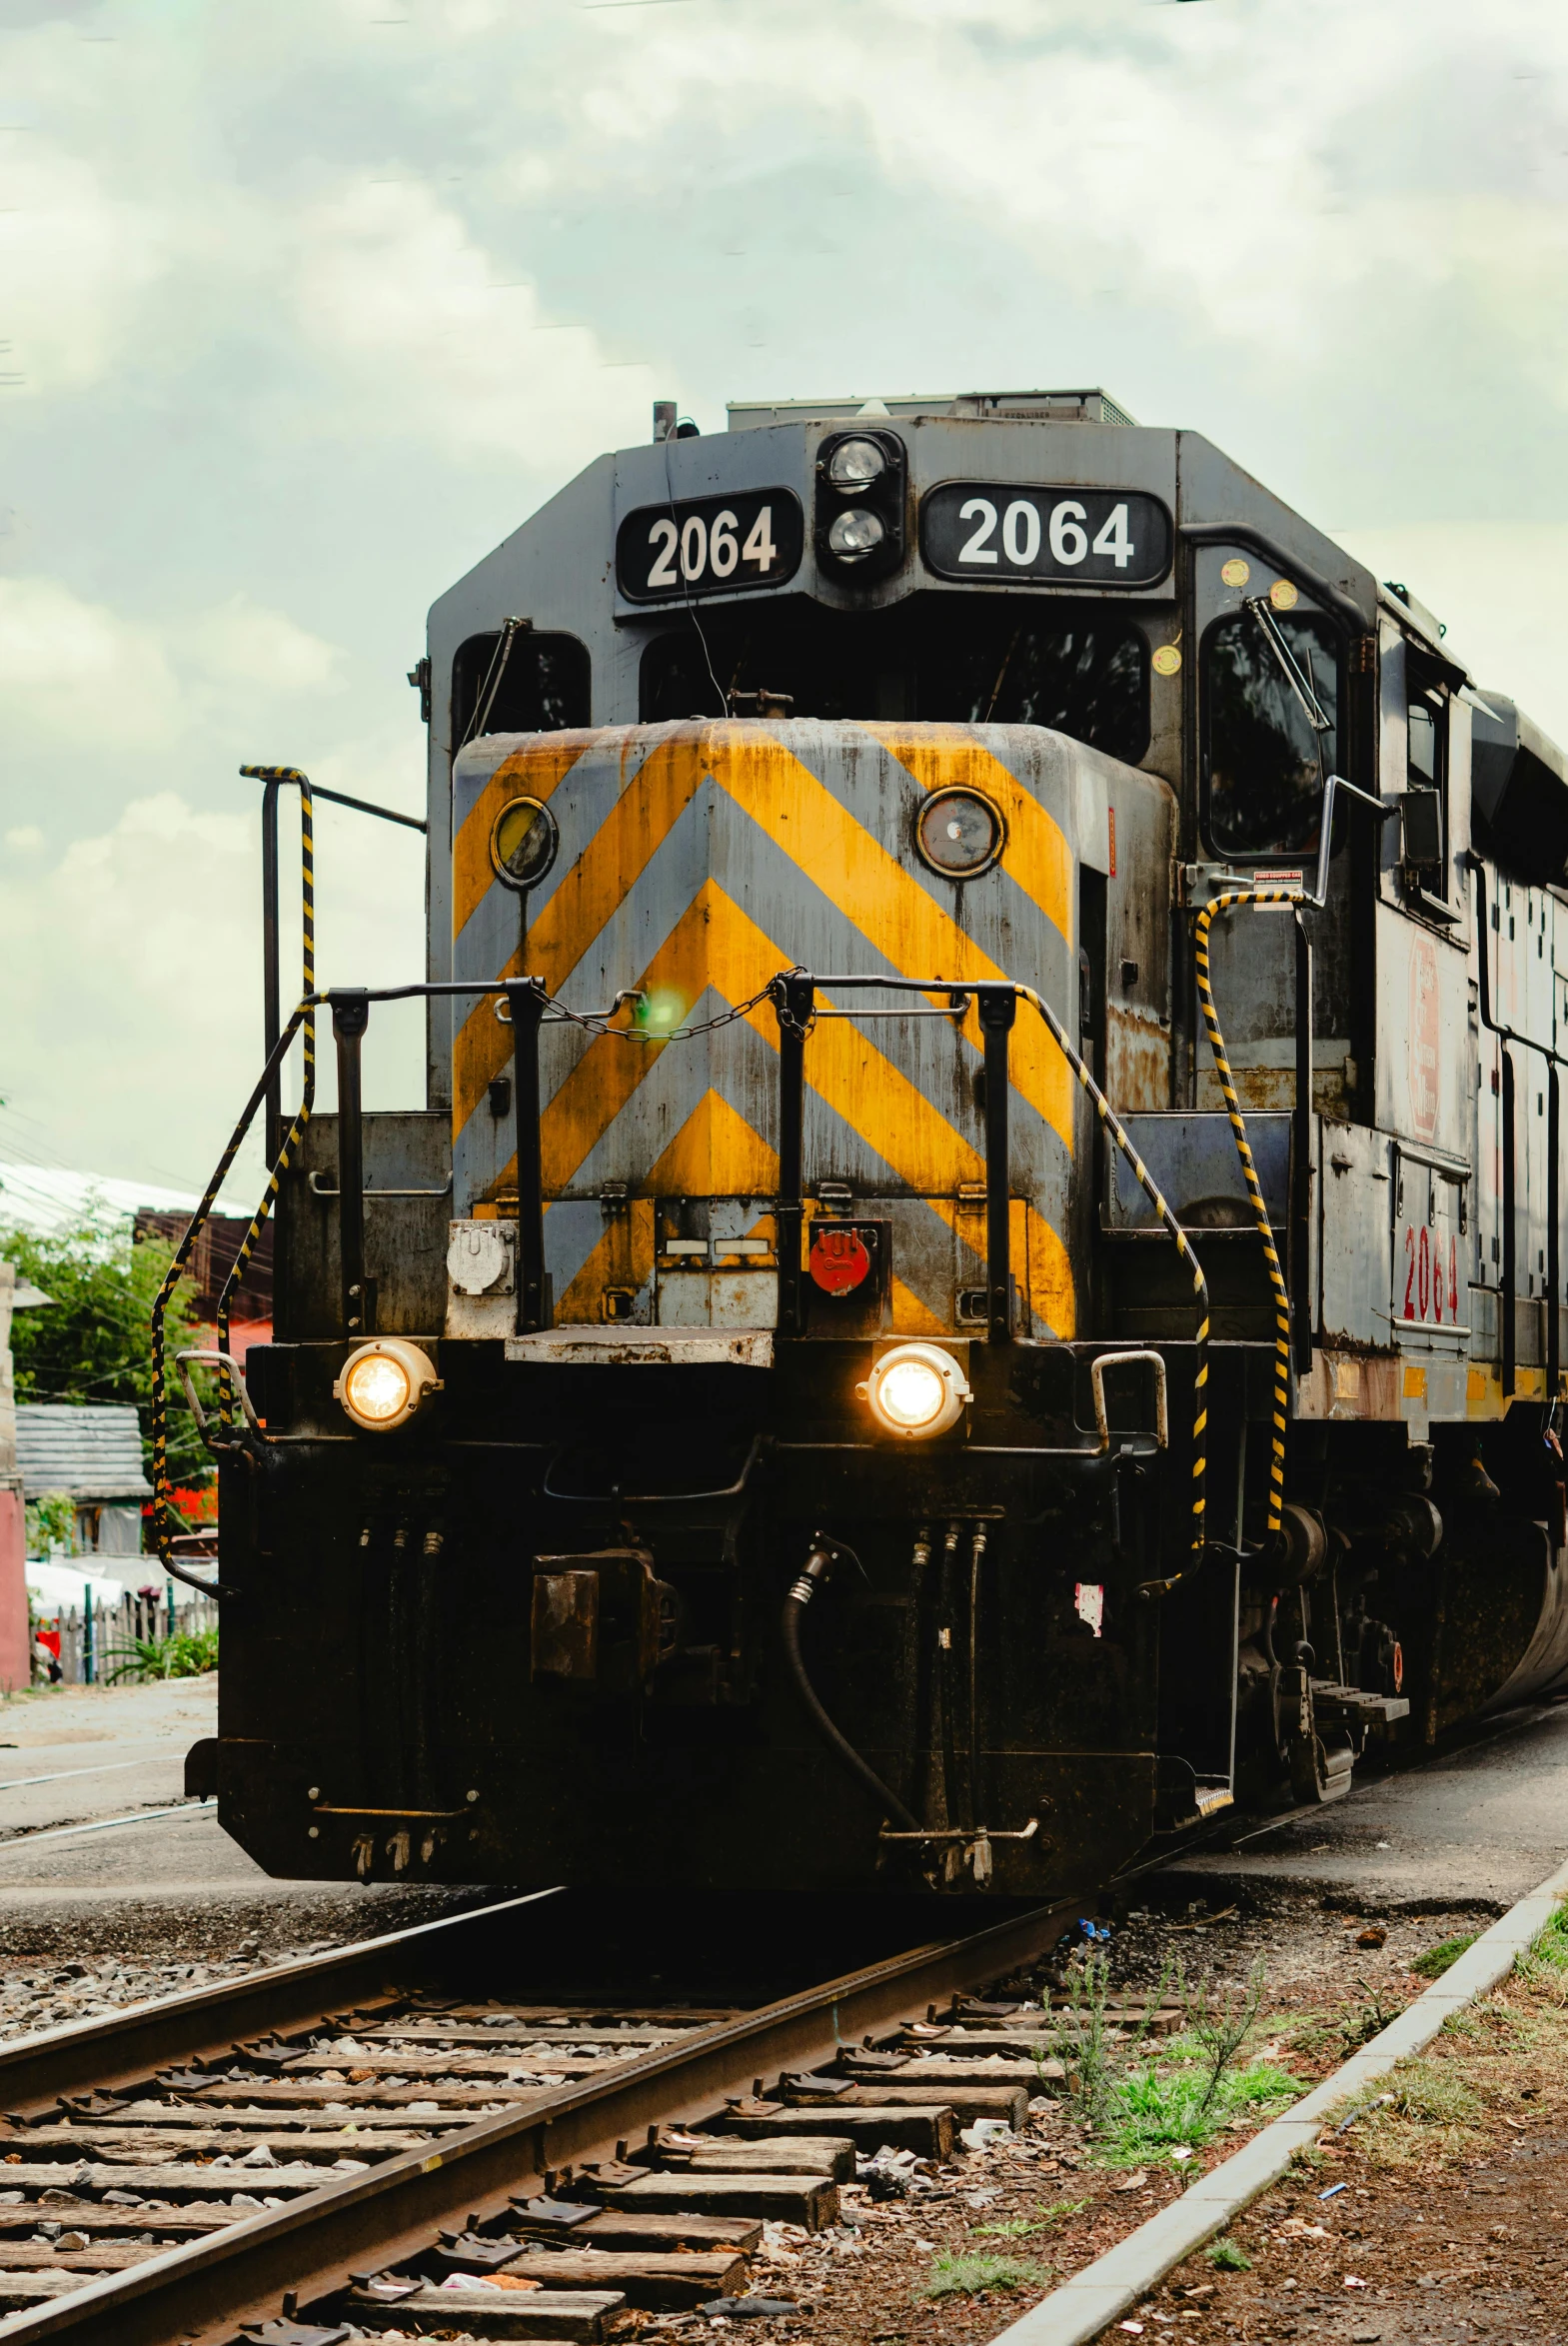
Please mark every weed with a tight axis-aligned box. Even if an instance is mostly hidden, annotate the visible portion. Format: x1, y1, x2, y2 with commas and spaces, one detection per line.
1414, 1933, 1478, 1980
970, 2199, 1088, 2242
103, 1627, 219, 1683
918, 2253, 1044, 2299
1046, 1952, 1117, 2120
1289, 1980, 1407, 2060
1045, 1953, 1177, 2123
1036, 2197, 1087, 2226
1099, 2054, 1301, 2164
1205, 2236, 1251, 2272
1180, 1954, 1269, 2123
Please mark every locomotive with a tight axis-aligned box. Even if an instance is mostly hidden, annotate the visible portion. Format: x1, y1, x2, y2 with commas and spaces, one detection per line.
175, 386, 1568, 1897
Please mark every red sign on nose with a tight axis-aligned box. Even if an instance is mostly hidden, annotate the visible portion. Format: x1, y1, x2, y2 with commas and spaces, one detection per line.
809, 1225, 872, 1295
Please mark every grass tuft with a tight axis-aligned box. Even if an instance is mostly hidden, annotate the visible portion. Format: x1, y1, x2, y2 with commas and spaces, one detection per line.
1386, 2058, 1482, 2124
1413, 1933, 1478, 1980
1096, 2054, 1301, 2165
1205, 2235, 1251, 2271
918, 2253, 1044, 2299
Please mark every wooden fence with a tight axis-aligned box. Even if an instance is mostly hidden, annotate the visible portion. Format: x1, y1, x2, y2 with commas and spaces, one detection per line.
32, 1584, 220, 1686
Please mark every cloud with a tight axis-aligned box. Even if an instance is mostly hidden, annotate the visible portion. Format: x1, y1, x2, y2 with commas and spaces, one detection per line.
0, 577, 182, 753
0, 134, 167, 397
294, 178, 660, 461
0, 793, 257, 1185
185, 595, 347, 696
4, 0, 1568, 1192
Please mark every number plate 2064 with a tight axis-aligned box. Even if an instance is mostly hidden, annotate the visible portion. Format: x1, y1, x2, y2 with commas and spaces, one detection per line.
920, 482, 1172, 589
617, 489, 804, 603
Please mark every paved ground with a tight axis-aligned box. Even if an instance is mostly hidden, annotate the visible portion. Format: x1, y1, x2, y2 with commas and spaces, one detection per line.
1155, 1698, 1568, 1913
0, 1678, 481, 1957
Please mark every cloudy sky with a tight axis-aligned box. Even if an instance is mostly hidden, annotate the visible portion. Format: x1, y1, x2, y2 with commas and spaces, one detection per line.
3, 0, 1567, 1203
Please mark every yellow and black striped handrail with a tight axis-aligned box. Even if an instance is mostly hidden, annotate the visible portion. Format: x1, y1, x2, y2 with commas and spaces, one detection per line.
1192, 888, 1306, 1539
213, 770, 318, 1424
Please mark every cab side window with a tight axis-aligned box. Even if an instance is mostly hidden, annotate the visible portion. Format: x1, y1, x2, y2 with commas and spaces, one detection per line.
1202, 610, 1339, 858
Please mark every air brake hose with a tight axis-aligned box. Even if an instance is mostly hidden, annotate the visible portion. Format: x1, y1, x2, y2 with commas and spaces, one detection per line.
782, 1542, 920, 1831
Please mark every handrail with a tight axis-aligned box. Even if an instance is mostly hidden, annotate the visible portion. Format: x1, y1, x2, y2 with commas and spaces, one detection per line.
162, 969, 1214, 1577
1466, 850, 1565, 1398
148, 999, 319, 1599
768, 971, 1212, 1559
218, 768, 316, 1424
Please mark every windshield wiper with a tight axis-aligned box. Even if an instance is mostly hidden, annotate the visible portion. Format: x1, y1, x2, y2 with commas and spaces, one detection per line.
1244, 594, 1333, 735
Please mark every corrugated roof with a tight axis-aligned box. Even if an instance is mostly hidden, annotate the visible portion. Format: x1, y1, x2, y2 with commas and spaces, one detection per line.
15, 1405, 152, 1501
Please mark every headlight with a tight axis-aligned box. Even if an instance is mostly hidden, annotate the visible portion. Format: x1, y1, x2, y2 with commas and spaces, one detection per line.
490, 795, 560, 893
857, 1342, 971, 1439
334, 1338, 441, 1432
826, 509, 885, 561
826, 437, 887, 491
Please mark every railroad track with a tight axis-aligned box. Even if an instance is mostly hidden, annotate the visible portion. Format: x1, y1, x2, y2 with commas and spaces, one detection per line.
0, 1887, 1087, 2346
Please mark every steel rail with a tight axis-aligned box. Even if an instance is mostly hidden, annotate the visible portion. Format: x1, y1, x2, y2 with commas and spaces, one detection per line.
0, 1890, 1084, 2346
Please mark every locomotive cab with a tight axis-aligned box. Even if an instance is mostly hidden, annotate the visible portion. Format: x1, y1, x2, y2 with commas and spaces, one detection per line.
187, 388, 1568, 1893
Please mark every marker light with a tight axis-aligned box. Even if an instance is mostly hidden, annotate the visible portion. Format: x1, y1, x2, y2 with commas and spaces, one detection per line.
826, 437, 887, 492
334, 1338, 440, 1432
858, 1341, 971, 1439
826, 509, 885, 561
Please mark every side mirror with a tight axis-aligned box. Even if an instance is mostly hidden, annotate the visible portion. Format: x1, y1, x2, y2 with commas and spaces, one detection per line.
1401, 787, 1444, 870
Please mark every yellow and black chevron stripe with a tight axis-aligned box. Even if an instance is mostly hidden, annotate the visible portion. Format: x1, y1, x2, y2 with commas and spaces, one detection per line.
450, 722, 1088, 1337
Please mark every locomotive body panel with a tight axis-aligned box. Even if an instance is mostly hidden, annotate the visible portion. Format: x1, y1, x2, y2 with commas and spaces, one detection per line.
446, 717, 1175, 1341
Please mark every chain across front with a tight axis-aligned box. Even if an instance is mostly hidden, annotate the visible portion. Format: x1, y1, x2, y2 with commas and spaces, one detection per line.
1192, 890, 1305, 1539
153, 962, 1215, 1583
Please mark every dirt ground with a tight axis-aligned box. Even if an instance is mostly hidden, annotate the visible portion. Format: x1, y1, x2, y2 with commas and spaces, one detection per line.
1145, 1961, 1568, 2342
677, 1885, 1562, 2346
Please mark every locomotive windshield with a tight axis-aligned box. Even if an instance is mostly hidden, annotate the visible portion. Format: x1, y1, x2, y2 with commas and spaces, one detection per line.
1202, 608, 1340, 856
451, 629, 591, 744
639, 594, 1149, 766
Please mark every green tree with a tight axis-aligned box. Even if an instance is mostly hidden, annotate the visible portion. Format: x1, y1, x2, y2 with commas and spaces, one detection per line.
3, 1212, 213, 1490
